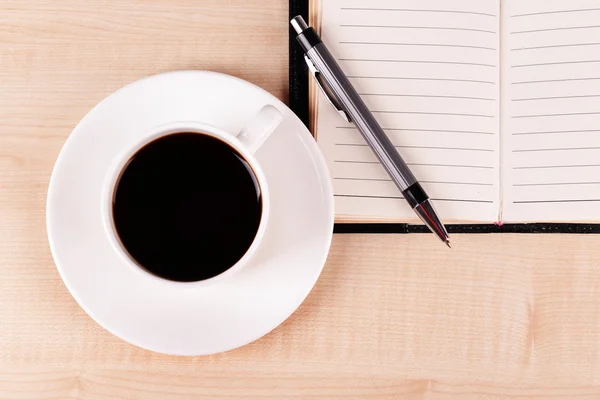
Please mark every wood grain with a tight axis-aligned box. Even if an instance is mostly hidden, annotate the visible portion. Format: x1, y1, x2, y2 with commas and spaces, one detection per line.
2, 0, 600, 398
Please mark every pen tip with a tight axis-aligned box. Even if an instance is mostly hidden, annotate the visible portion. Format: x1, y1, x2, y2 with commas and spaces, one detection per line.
445, 240, 452, 249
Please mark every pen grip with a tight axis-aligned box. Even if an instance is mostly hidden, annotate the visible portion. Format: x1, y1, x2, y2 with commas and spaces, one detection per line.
307, 43, 418, 191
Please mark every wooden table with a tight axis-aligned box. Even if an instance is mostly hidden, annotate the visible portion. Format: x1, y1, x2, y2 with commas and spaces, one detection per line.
2, 1, 600, 398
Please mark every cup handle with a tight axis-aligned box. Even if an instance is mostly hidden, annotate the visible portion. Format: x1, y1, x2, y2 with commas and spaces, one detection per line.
236, 104, 283, 154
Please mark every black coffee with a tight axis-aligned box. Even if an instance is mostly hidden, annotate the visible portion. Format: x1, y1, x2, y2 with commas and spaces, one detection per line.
112, 132, 262, 282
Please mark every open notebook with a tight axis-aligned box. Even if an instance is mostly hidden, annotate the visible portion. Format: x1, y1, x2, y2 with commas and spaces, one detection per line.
309, 0, 600, 223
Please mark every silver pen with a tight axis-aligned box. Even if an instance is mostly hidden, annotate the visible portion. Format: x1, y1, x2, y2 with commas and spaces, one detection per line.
291, 15, 450, 247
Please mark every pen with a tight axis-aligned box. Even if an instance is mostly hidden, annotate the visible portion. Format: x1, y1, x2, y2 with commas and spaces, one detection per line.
291, 15, 451, 247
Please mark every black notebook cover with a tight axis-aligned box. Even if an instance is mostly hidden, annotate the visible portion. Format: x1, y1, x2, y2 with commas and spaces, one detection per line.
288, 0, 600, 234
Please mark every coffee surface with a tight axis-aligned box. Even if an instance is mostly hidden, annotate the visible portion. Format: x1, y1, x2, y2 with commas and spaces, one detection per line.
112, 132, 262, 282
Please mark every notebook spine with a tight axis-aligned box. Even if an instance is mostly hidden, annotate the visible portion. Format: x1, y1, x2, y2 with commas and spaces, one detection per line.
289, 0, 310, 127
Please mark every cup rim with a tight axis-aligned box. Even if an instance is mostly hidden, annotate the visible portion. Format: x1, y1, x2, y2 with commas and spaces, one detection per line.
101, 120, 271, 289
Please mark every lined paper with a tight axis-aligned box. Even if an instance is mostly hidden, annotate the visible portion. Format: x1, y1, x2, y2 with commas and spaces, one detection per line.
316, 0, 500, 222
502, 0, 600, 222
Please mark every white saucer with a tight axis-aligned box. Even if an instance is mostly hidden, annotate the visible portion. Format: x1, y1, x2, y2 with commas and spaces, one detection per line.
46, 71, 334, 355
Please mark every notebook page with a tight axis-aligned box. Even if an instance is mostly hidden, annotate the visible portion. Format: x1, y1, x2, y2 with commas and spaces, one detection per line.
502, 0, 600, 222
316, 0, 500, 222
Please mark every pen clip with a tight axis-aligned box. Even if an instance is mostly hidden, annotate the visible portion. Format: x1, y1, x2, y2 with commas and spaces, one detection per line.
304, 55, 351, 123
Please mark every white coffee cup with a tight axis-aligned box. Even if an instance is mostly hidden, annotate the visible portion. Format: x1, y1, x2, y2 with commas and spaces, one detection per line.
100, 104, 283, 287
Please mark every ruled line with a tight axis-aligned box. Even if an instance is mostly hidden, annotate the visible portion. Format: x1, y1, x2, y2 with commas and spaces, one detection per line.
514, 199, 600, 204
514, 181, 600, 187
512, 112, 600, 119
335, 194, 403, 200
513, 147, 600, 153
359, 93, 495, 101
334, 177, 493, 186
372, 110, 494, 118
512, 43, 600, 51
335, 143, 494, 152
512, 129, 600, 136
340, 8, 497, 17
512, 60, 600, 68
334, 160, 384, 165
341, 24, 496, 34
348, 75, 496, 84
513, 164, 600, 170
336, 126, 496, 135
422, 181, 493, 186
335, 194, 494, 203
432, 198, 494, 204
335, 177, 391, 182
513, 94, 600, 102
512, 8, 600, 17
340, 41, 496, 51
512, 77, 600, 85
512, 25, 600, 34
340, 58, 496, 68
334, 160, 494, 169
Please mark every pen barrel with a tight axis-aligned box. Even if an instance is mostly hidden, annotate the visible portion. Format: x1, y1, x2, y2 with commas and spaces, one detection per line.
307, 43, 419, 191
